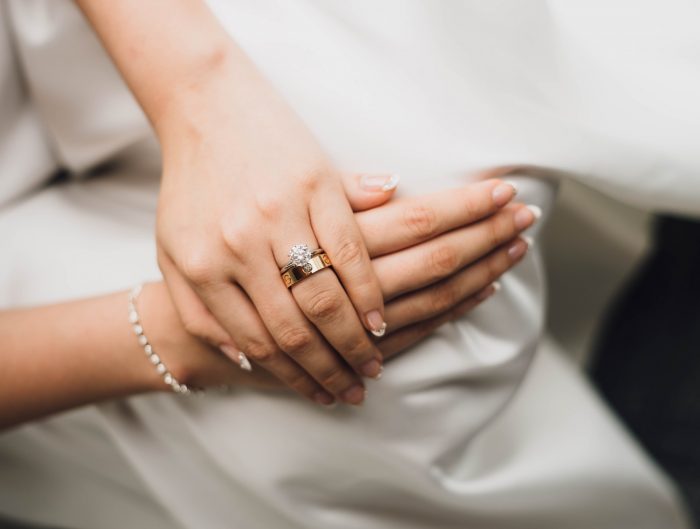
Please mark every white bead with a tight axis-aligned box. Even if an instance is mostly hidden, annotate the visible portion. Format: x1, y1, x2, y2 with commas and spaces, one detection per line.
171, 382, 181, 392
132, 324, 143, 335
144, 344, 152, 355
128, 311, 139, 324
156, 363, 166, 374
164, 373, 173, 385
150, 354, 160, 365
138, 335, 148, 346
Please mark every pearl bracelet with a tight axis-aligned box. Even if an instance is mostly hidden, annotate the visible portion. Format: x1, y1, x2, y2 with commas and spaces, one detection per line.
128, 284, 192, 395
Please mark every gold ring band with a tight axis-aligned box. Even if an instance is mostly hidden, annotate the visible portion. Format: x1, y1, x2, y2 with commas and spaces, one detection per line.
281, 252, 333, 288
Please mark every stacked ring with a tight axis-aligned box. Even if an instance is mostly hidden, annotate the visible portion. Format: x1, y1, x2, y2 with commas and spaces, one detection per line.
281, 244, 333, 288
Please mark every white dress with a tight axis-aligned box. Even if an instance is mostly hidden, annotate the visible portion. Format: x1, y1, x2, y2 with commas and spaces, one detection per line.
0, 1, 698, 528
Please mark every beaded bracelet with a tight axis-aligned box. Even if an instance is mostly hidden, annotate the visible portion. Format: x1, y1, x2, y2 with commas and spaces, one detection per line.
128, 284, 192, 395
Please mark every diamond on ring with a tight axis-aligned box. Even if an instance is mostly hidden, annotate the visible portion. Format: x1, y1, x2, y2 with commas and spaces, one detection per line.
289, 244, 314, 273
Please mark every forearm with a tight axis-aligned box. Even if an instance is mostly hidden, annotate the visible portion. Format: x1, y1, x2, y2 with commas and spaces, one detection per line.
0, 291, 160, 430
75, 0, 252, 139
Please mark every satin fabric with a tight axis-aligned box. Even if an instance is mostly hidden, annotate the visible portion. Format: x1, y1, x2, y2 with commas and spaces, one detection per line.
0, 1, 697, 527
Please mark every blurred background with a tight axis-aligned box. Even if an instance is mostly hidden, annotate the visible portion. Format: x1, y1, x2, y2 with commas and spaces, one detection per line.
540, 180, 700, 525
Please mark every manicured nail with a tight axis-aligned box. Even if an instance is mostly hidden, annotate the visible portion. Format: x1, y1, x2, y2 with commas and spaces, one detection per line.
360, 358, 382, 379
503, 180, 519, 196
219, 344, 238, 360
523, 235, 534, 247
493, 281, 502, 292
514, 207, 536, 230
341, 384, 366, 405
360, 173, 400, 192
491, 182, 517, 207
527, 204, 542, 219
366, 310, 387, 337
507, 239, 529, 260
313, 391, 336, 406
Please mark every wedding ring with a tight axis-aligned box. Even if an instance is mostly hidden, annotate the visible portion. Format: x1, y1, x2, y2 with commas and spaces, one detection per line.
281, 244, 333, 288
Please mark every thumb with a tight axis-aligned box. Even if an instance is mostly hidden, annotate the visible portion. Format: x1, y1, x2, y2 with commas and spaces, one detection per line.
342, 173, 400, 212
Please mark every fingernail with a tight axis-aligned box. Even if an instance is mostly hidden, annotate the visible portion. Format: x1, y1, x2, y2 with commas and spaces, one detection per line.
219, 344, 238, 360
507, 239, 529, 260
503, 180, 519, 196
341, 384, 366, 405
491, 182, 517, 207
523, 235, 534, 247
493, 281, 502, 292
527, 204, 542, 219
313, 391, 336, 406
514, 207, 536, 230
360, 173, 400, 192
360, 358, 382, 379
366, 310, 387, 337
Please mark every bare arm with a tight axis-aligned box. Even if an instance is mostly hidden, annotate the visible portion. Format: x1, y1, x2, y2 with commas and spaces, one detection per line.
0, 291, 160, 428
0, 179, 534, 429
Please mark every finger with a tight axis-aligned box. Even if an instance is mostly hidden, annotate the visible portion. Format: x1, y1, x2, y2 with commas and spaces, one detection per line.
341, 172, 400, 212
383, 237, 529, 332
377, 290, 496, 361
356, 179, 518, 257
374, 203, 537, 299
310, 181, 387, 335
189, 276, 338, 406
269, 207, 383, 378
237, 250, 368, 406
158, 250, 232, 347
290, 263, 384, 379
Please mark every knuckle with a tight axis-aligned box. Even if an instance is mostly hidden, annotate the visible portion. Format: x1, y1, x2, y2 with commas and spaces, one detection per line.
296, 167, 325, 193
340, 336, 372, 363
181, 250, 215, 285
404, 204, 438, 239
429, 244, 460, 278
459, 188, 481, 219
333, 237, 365, 267
431, 283, 459, 314
220, 218, 252, 257
253, 195, 284, 221
306, 289, 345, 321
317, 364, 348, 389
245, 340, 279, 364
277, 325, 314, 355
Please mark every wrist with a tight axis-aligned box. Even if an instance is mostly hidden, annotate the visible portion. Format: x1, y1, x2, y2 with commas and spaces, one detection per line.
135, 283, 196, 392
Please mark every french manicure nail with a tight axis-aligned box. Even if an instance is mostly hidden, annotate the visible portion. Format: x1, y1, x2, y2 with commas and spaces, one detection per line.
219, 344, 238, 360
493, 281, 502, 292
507, 239, 529, 260
492, 183, 517, 206
523, 236, 534, 247
341, 384, 366, 405
366, 310, 387, 337
360, 173, 400, 192
514, 207, 535, 230
527, 204, 542, 219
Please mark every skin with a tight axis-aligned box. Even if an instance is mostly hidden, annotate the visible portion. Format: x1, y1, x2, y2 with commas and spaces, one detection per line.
0, 178, 535, 430
75, 0, 537, 406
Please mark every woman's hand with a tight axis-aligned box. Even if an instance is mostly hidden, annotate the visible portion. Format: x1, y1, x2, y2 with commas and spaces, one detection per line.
151, 179, 537, 399
76, 2, 387, 405
155, 62, 388, 406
